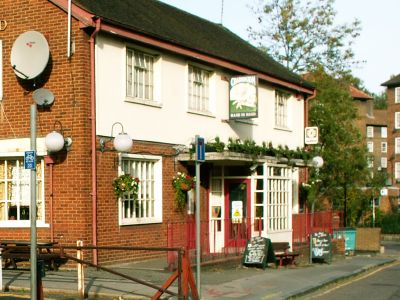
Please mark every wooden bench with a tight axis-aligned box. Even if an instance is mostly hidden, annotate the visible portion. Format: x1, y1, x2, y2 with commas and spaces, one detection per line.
1, 240, 63, 270
271, 242, 299, 267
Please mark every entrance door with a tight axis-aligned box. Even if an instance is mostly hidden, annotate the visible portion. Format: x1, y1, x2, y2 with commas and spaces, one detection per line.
224, 179, 251, 248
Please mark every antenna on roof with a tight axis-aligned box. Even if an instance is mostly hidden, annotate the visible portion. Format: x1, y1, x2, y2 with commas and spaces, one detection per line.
220, 0, 224, 25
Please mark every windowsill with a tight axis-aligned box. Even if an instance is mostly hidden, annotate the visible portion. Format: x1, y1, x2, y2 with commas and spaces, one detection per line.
119, 219, 162, 226
187, 110, 215, 118
125, 97, 162, 108
0, 221, 49, 228
274, 126, 292, 132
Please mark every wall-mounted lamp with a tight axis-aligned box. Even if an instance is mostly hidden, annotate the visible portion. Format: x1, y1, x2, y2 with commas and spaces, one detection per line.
99, 122, 132, 153
45, 121, 72, 153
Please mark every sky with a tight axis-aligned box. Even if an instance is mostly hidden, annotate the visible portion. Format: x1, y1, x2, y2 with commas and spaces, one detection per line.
160, 0, 399, 95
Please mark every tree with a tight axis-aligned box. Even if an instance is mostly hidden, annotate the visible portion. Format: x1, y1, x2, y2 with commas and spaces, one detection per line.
307, 69, 370, 226
248, 0, 362, 75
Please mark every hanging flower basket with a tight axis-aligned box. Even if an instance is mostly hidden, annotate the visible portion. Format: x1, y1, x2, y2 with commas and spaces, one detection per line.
112, 174, 140, 198
172, 172, 195, 210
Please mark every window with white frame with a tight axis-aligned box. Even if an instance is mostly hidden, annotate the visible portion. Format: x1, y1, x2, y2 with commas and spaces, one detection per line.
395, 87, 400, 103
126, 48, 154, 102
381, 157, 387, 169
381, 127, 387, 138
395, 112, 400, 129
266, 165, 291, 231
396, 138, 400, 154
119, 154, 162, 225
188, 65, 210, 113
275, 91, 290, 128
395, 162, 400, 180
367, 141, 374, 153
0, 158, 45, 223
381, 142, 387, 153
367, 157, 374, 168
366, 126, 374, 138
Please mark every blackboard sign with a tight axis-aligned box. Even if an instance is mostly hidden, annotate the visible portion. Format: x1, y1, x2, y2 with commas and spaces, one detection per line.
311, 231, 332, 263
243, 237, 275, 269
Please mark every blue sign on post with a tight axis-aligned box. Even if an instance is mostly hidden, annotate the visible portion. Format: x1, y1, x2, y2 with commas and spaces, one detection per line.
196, 136, 205, 162
24, 150, 36, 169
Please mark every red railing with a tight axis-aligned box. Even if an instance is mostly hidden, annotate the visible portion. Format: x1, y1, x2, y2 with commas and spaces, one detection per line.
167, 211, 341, 266
292, 211, 342, 244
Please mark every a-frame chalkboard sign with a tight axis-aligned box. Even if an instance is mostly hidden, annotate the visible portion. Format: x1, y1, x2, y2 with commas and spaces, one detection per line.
311, 231, 332, 263
242, 236, 275, 269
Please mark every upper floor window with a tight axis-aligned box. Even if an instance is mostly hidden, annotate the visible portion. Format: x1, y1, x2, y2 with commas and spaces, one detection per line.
381, 127, 387, 138
188, 65, 210, 114
275, 91, 289, 129
381, 142, 387, 153
0, 157, 45, 224
126, 48, 154, 102
119, 154, 162, 225
396, 138, 400, 154
395, 162, 400, 180
381, 157, 387, 169
366, 126, 374, 138
395, 87, 400, 103
367, 141, 373, 153
396, 112, 400, 129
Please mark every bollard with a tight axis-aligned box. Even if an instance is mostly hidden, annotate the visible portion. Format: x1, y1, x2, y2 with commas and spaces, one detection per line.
77, 240, 84, 300
37, 260, 45, 300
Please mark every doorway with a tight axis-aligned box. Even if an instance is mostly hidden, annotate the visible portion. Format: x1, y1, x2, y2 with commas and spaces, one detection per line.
224, 179, 251, 247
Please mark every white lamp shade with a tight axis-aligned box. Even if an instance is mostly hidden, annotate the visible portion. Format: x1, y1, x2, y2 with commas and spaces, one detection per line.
45, 131, 65, 152
113, 133, 132, 152
312, 156, 324, 168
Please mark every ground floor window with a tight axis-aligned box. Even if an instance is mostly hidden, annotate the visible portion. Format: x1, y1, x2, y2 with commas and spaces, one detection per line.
119, 154, 162, 225
0, 157, 44, 224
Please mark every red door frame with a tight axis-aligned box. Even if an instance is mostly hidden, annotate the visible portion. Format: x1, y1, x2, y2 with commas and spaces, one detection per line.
224, 179, 251, 247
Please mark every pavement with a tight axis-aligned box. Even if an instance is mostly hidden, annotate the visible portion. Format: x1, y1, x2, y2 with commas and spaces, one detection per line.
0, 240, 399, 299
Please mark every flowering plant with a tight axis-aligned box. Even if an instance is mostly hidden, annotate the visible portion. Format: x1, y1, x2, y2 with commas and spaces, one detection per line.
172, 172, 195, 210
112, 174, 140, 198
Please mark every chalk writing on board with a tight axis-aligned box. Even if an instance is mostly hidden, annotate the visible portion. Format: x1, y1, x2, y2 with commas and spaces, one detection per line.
244, 236, 266, 264
311, 231, 332, 261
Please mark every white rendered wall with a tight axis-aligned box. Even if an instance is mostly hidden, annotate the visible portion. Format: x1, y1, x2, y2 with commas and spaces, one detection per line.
95, 34, 305, 150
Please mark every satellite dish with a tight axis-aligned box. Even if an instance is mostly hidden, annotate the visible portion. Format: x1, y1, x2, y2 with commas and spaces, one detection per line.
10, 31, 50, 80
32, 88, 54, 107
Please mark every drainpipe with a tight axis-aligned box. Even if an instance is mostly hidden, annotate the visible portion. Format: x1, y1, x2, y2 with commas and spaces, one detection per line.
90, 17, 101, 265
44, 156, 55, 242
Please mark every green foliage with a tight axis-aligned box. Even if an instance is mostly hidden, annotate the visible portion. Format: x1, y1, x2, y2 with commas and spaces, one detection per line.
380, 213, 400, 234
307, 69, 370, 225
248, 0, 362, 75
372, 91, 387, 109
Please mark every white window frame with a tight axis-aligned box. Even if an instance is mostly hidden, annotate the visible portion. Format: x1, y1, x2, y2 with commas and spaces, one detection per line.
381, 127, 387, 138
126, 48, 160, 105
381, 142, 387, 153
395, 112, 400, 129
395, 162, 400, 180
396, 138, 400, 154
367, 141, 374, 153
266, 165, 291, 232
381, 157, 387, 169
367, 157, 374, 168
275, 90, 291, 129
0, 156, 45, 227
118, 154, 162, 225
395, 87, 400, 104
188, 64, 211, 114
366, 126, 374, 138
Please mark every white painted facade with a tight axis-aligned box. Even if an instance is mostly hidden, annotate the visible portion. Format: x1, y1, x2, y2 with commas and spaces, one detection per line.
95, 34, 305, 150
94, 32, 307, 248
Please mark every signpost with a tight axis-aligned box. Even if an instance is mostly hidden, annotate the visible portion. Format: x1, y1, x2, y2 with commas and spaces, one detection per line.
194, 135, 204, 297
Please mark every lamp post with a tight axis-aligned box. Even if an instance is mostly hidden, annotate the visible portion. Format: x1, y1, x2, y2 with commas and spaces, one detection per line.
309, 155, 323, 264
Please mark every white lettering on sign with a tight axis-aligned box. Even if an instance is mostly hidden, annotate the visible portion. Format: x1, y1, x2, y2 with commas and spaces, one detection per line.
0, 21, 7, 31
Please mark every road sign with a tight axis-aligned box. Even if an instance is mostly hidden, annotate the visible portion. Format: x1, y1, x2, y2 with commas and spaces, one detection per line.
196, 136, 205, 162
24, 150, 36, 169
